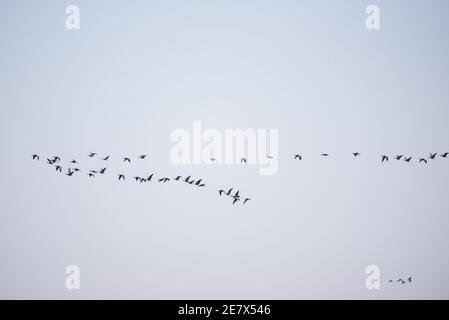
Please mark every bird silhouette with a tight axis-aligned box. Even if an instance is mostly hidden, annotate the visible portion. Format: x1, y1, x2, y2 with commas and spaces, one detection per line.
88, 173, 95, 178
381, 155, 389, 162
102, 156, 110, 161
395, 155, 404, 160
146, 174, 154, 182
53, 156, 61, 162
55, 165, 62, 172
243, 198, 251, 204
441, 152, 449, 158
195, 179, 202, 186
66, 168, 74, 176
118, 174, 125, 181
232, 197, 240, 205
32, 154, 39, 160
158, 178, 170, 183
174, 176, 182, 181
404, 157, 412, 162
294, 154, 302, 160
218, 190, 225, 196
226, 188, 233, 196
266, 155, 273, 159
88, 153, 97, 158
321, 153, 329, 157
70, 160, 77, 164
419, 158, 428, 164
99, 168, 106, 174
210, 157, 217, 162
198, 184, 206, 187
123, 157, 131, 163
133, 176, 141, 182
184, 176, 191, 183
47, 158, 55, 165
352, 152, 360, 157
408, 277, 412, 283
429, 153, 437, 160
241, 158, 247, 163
139, 178, 146, 183
138, 154, 147, 159
73, 168, 81, 172
234, 190, 240, 199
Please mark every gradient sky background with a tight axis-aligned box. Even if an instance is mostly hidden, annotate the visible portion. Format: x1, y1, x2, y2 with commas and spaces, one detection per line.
1, 0, 448, 299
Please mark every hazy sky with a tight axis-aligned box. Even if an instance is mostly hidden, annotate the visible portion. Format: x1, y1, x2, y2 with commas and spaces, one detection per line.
1, 0, 448, 299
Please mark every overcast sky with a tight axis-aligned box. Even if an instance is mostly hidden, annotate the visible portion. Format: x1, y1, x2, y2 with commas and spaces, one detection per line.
1, 0, 448, 299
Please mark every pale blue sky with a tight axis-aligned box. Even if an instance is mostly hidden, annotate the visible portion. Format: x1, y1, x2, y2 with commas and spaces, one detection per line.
1, 0, 449, 299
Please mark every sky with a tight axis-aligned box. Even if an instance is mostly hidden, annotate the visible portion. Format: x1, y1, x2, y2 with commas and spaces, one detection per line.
0, 0, 448, 299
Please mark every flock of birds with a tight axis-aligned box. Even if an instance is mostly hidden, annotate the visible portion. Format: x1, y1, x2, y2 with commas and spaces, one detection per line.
31, 150, 449, 206
293, 152, 449, 163
31, 153, 251, 206
389, 277, 413, 285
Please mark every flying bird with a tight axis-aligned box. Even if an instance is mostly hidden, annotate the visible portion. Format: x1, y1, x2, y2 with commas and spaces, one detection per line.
441, 152, 449, 158
55, 165, 62, 172
218, 190, 225, 196
174, 176, 182, 181
404, 157, 412, 162
73, 168, 81, 172
210, 157, 217, 162
429, 153, 437, 160
184, 176, 191, 183
146, 174, 154, 182
408, 277, 412, 283
195, 179, 203, 186
70, 160, 77, 164
294, 154, 302, 160
419, 158, 428, 164
53, 156, 61, 162
102, 156, 110, 161
99, 168, 106, 174
138, 154, 147, 159
47, 158, 55, 165
88, 173, 95, 178
198, 184, 206, 187
88, 153, 97, 158
133, 176, 141, 182
395, 155, 404, 160
266, 155, 273, 159
241, 158, 247, 163
243, 198, 251, 204
232, 197, 240, 205
118, 174, 125, 181
123, 157, 131, 163
32, 154, 39, 160
321, 153, 329, 157
352, 152, 360, 157
66, 168, 74, 176
381, 155, 389, 162
226, 188, 233, 196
